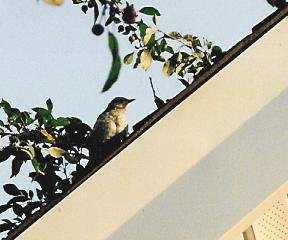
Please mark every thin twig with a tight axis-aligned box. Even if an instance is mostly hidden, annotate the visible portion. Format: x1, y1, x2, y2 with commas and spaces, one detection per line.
149, 77, 156, 98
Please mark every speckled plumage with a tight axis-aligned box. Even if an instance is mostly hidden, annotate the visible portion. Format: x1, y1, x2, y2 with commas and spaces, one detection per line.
87, 97, 134, 169
93, 107, 128, 143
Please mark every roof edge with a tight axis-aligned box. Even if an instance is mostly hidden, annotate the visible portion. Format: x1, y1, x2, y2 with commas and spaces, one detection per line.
6, 6, 288, 240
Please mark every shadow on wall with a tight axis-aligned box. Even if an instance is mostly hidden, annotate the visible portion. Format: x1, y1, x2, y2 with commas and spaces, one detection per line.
106, 88, 288, 240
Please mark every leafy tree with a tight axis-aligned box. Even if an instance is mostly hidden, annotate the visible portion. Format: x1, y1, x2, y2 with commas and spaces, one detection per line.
0, 99, 90, 236
50, 0, 223, 91
0, 0, 223, 237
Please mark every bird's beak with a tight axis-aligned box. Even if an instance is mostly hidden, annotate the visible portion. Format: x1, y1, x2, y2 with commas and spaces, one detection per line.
127, 98, 135, 103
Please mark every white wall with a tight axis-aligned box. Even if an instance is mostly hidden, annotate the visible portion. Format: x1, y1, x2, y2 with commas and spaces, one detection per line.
107, 88, 288, 240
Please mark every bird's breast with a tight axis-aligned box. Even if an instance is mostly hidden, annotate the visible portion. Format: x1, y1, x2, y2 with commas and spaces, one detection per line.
114, 113, 128, 133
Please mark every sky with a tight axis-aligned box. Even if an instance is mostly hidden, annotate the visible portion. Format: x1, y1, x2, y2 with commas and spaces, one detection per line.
0, 0, 274, 238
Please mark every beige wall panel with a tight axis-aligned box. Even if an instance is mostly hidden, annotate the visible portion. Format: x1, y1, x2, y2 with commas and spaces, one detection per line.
105, 86, 288, 240
19, 19, 287, 240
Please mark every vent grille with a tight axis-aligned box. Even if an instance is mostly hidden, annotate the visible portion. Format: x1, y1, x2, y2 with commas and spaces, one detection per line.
252, 196, 288, 240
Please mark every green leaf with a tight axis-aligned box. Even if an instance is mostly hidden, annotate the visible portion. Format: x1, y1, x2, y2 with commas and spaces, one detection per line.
64, 154, 79, 164
105, 15, 114, 26
36, 188, 43, 200
139, 7, 161, 16
153, 55, 165, 62
113, 17, 121, 24
32, 107, 51, 117
29, 190, 34, 199
46, 98, 53, 112
187, 65, 197, 74
137, 20, 148, 39
12, 203, 23, 217
7, 196, 28, 205
10, 156, 24, 178
20, 111, 33, 126
0, 205, 11, 214
211, 45, 223, 57
102, 56, 121, 92
0, 99, 12, 114
165, 46, 174, 54
94, 3, 99, 24
52, 117, 70, 127
3, 184, 21, 196
0, 147, 13, 163
32, 158, 42, 173
102, 32, 122, 92
178, 78, 190, 88
33, 107, 53, 126
108, 31, 119, 55
123, 52, 134, 65
160, 38, 167, 52
0, 223, 11, 233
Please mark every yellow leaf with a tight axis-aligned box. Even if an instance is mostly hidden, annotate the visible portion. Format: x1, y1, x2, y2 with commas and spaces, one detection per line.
162, 60, 175, 77
43, 0, 64, 6
140, 50, 152, 71
176, 63, 185, 75
40, 129, 55, 143
28, 145, 35, 159
168, 31, 182, 39
48, 147, 66, 158
143, 28, 154, 46
21, 145, 35, 159
183, 34, 194, 46
177, 52, 182, 62
183, 34, 194, 41
123, 52, 134, 65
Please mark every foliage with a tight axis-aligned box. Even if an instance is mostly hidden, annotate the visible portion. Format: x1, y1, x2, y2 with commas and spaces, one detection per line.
1, 1, 224, 238
71, 0, 223, 91
0, 99, 91, 236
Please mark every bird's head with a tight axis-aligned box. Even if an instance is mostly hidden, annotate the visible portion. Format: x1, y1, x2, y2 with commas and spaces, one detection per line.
107, 97, 135, 110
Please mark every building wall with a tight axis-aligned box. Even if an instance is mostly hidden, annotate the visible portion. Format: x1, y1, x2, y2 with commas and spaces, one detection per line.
220, 182, 288, 240
19, 19, 288, 240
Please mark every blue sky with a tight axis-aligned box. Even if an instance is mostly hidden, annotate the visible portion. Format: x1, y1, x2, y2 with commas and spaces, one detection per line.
0, 0, 273, 126
0, 0, 274, 237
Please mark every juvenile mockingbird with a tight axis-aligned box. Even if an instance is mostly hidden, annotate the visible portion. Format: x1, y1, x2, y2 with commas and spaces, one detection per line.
87, 97, 135, 169
266, 0, 287, 8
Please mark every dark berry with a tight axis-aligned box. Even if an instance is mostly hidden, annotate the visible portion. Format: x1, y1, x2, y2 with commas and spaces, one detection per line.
129, 34, 137, 43
132, 33, 138, 40
118, 25, 124, 32
81, 5, 88, 14
88, 0, 95, 8
125, 25, 132, 33
122, 4, 137, 24
92, 24, 104, 36
128, 36, 134, 43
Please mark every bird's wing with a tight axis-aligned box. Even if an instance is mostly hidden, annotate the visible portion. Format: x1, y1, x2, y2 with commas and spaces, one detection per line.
92, 113, 117, 143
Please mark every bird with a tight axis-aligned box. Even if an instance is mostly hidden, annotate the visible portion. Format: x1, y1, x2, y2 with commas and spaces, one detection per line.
86, 97, 135, 170
266, 0, 287, 8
